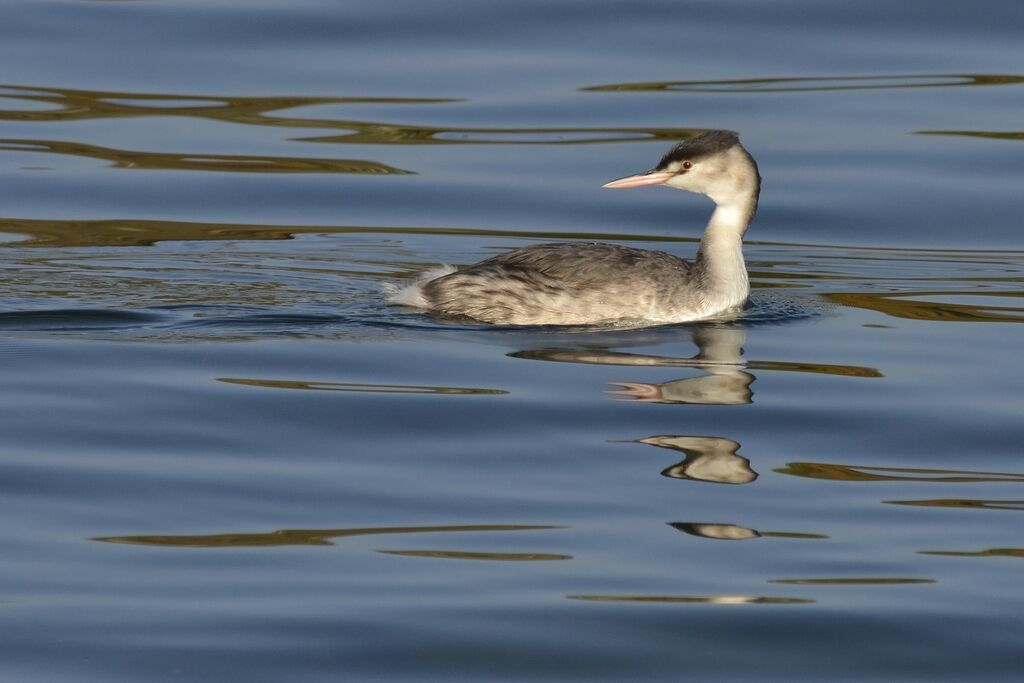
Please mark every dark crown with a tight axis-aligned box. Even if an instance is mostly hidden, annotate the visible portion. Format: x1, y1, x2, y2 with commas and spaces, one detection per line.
655, 130, 740, 171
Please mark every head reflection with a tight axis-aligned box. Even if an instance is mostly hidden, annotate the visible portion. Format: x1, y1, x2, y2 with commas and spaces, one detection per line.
607, 326, 753, 404
639, 435, 758, 484
670, 522, 761, 540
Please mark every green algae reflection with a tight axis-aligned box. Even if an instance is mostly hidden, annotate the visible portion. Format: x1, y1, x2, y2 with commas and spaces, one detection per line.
776, 463, 1024, 483
0, 138, 411, 174
916, 130, 1024, 142
885, 499, 1024, 512
92, 524, 563, 548
826, 291, 1024, 324
512, 347, 881, 379
378, 550, 572, 561
582, 74, 1024, 93
0, 217, 704, 248
919, 548, 1024, 559
0, 83, 700, 146
217, 377, 507, 395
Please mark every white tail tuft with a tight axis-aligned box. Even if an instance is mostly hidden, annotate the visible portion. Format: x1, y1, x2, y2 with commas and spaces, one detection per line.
383, 265, 457, 308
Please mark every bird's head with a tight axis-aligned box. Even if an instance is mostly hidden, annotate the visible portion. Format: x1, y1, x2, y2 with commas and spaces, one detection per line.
603, 130, 760, 208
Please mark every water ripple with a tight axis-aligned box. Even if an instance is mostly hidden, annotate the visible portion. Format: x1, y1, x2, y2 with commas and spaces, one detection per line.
0, 138, 412, 174
377, 550, 572, 561
827, 291, 1024, 323
567, 595, 814, 605
885, 499, 1024, 512
916, 130, 1024, 142
768, 578, 936, 585
217, 377, 508, 395
0, 84, 701, 146
776, 463, 1024, 483
0, 307, 168, 330
918, 548, 1024, 559
582, 74, 1024, 93
92, 524, 564, 548
669, 523, 828, 541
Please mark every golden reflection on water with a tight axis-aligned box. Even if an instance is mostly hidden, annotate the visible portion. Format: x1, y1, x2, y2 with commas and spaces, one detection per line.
566, 595, 814, 605
217, 377, 507, 395
377, 550, 572, 561
0, 138, 412, 174
92, 524, 562, 547
0, 83, 698, 146
582, 74, 1024, 93
776, 463, 1024, 483
885, 499, 1024, 511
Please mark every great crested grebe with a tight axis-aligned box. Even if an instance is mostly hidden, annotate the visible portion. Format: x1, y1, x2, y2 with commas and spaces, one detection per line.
389, 130, 761, 326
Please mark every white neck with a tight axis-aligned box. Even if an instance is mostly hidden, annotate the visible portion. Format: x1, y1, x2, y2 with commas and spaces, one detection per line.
693, 195, 757, 310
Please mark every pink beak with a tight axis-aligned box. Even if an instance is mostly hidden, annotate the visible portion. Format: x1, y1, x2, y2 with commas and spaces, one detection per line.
602, 170, 674, 189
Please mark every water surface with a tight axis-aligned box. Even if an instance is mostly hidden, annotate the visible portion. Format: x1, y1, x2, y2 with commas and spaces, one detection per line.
1, 1, 1023, 681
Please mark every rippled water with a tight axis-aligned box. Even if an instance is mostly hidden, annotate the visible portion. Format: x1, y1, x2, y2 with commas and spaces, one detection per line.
2, 1, 1023, 681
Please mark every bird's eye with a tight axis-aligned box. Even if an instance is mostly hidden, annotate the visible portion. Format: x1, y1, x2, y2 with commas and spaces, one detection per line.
682, 161, 693, 170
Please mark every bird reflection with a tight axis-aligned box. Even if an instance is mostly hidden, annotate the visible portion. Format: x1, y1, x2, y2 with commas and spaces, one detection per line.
671, 522, 761, 540
606, 326, 753, 404
509, 324, 881, 489
508, 323, 881, 402
638, 435, 758, 484
567, 594, 813, 605
669, 522, 828, 540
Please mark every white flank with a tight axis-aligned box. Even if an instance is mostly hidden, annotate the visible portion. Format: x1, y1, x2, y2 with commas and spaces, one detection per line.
384, 265, 457, 308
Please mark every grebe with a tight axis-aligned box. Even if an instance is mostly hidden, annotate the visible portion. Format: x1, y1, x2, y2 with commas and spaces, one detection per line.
390, 130, 760, 325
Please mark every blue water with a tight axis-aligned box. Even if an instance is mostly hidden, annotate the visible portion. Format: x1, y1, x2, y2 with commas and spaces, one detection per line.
1, 1, 1023, 681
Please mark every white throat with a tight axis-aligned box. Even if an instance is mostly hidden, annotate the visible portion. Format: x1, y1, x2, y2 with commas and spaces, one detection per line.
692, 185, 758, 312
